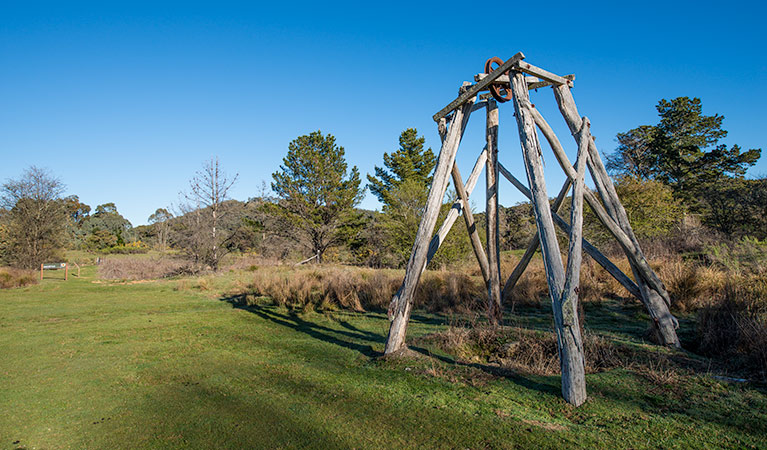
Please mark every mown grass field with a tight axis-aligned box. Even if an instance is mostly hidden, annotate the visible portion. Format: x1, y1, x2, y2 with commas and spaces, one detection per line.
1, 266, 766, 449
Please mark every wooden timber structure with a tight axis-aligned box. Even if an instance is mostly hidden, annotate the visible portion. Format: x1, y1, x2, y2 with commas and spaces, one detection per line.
385, 52, 680, 406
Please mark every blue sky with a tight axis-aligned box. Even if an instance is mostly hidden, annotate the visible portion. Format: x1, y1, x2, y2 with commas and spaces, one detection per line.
1, 1, 765, 225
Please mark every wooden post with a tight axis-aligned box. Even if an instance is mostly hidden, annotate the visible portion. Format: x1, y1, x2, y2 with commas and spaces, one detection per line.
532, 100, 678, 340
388, 147, 487, 324
452, 164, 491, 286
65, 263, 68, 281
426, 148, 487, 271
385, 95, 476, 355
561, 118, 591, 331
510, 71, 586, 406
552, 84, 680, 347
40, 264, 43, 281
485, 99, 502, 325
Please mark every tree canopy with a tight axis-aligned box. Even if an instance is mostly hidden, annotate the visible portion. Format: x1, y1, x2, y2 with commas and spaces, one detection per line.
0, 166, 67, 268
80, 203, 134, 248
367, 128, 435, 208
270, 130, 364, 262
606, 97, 760, 205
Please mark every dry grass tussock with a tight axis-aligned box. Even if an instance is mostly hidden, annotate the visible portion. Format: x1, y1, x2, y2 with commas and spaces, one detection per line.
496, 250, 746, 314
697, 276, 767, 380
496, 254, 633, 308
223, 254, 283, 272
98, 257, 203, 280
231, 265, 484, 313
419, 324, 690, 385
0, 267, 39, 289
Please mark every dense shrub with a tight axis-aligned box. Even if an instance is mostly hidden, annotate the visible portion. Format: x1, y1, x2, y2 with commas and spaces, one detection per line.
0, 267, 39, 289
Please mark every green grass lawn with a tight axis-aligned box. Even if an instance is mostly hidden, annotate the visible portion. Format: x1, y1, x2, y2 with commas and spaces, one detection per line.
1, 267, 766, 449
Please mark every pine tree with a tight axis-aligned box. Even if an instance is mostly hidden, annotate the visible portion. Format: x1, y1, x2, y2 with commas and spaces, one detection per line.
367, 128, 435, 207
270, 130, 363, 263
606, 97, 761, 207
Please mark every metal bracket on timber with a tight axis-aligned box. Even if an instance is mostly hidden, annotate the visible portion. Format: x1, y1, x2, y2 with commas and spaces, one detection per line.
384, 53, 681, 406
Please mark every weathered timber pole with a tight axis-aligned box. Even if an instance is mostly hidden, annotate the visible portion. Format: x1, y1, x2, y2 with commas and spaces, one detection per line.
425, 148, 487, 272
561, 118, 590, 331
385, 96, 476, 355
452, 164, 491, 285
387, 148, 487, 336
552, 85, 680, 347
485, 99, 503, 325
510, 71, 586, 406
528, 106, 642, 300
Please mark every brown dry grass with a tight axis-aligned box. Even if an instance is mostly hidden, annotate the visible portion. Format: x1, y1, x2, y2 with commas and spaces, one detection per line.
98, 257, 202, 280
0, 267, 39, 289
697, 276, 767, 379
228, 250, 730, 315
496, 253, 634, 309
231, 265, 484, 313
419, 324, 691, 386
498, 251, 736, 314
654, 256, 725, 312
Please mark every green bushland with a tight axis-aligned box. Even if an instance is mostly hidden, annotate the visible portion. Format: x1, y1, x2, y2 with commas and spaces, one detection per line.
1, 262, 766, 449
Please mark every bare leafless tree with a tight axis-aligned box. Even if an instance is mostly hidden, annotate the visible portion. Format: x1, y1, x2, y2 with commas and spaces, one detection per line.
1, 166, 67, 268
177, 157, 238, 269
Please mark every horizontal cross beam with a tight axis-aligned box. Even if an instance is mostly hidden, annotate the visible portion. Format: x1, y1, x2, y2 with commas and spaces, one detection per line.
513, 61, 574, 88
433, 52, 525, 122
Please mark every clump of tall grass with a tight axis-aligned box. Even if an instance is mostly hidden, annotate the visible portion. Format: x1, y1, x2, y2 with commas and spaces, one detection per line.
0, 267, 39, 289
697, 276, 767, 380
98, 257, 202, 280
419, 324, 678, 378
234, 265, 484, 313
497, 254, 634, 309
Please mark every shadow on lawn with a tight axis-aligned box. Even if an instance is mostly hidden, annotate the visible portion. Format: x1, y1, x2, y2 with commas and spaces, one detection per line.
219, 294, 558, 396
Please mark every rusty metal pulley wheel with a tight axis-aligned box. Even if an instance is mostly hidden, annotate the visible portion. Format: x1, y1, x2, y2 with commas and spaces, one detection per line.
484, 56, 512, 103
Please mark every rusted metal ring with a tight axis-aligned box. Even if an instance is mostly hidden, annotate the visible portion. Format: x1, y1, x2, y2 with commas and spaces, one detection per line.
484, 56, 511, 103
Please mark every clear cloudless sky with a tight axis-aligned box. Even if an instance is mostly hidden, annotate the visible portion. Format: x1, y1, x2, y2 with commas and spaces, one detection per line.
1, 0, 765, 225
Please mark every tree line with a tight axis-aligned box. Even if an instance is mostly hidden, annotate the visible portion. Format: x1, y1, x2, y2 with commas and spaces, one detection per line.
0, 96, 763, 270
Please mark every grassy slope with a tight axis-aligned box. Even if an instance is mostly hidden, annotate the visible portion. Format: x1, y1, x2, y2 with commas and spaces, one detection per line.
1, 267, 766, 449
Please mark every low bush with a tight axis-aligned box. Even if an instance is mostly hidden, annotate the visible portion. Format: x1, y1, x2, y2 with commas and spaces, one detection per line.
98, 257, 202, 280
0, 267, 39, 289
706, 237, 767, 276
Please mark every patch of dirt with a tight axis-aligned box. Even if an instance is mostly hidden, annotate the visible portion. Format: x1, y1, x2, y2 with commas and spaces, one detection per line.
91, 279, 158, 285
522, 418, 567, 431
